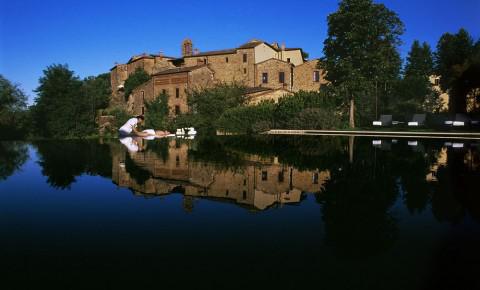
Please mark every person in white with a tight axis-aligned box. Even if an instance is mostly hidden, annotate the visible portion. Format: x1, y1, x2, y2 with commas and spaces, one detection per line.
118, 115, 171, 138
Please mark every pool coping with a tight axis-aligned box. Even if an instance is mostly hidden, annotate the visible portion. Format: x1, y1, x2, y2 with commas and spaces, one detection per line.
265, 129, 480, 140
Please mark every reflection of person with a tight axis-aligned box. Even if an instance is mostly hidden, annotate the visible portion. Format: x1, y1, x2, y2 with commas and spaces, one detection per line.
118, 115, 171, 138
119, 137, 139, 152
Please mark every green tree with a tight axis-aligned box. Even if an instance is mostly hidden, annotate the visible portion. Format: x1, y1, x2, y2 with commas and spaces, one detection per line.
187, 83, 246, 132
32, 64, 93, 138
145, 92, 170, 129
82, 72, 112, 128
391, 40, 440, 115
0, 75, 28, 138
123, 68, 150, 100
405, 40, 434, 78
435, 28, 477, 113
321, 0, 404, 127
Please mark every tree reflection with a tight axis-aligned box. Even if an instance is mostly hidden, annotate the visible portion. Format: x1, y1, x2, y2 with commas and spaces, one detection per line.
431, 146, 480, 223
317, 139, 399, 258
0, 141, 29, 181
34, 140, 112, 189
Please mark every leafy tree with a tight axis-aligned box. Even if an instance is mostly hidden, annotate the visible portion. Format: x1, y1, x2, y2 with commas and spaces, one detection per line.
123, 68, 150, 100
82, 72, 112, 128
0, 75, 28, 138
186, 83, 246, 132
404, 40, 434, 79
32, 64, 94, 138
435, 28, 478, 113
145, 92, 170, 129
390, 40, 441, 115
321, 0, 404, 127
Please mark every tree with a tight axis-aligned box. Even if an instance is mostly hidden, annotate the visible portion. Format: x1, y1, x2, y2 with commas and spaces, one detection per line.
435, 28, 477, 113
82, 72, 111, 127
186, 83, 246, 132
33, 64, 93, 138
404, 40, 434, 79
390, 40, 441, 115
145, 92, 170, 129
123, 68, 150, 100
321, 0, 404, 127
0, 75, 28, 138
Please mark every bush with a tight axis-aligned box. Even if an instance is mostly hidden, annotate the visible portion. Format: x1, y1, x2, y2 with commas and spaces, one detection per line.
275, 90, 340, 128
216, 101, 276, 134
288, 108, 342, 130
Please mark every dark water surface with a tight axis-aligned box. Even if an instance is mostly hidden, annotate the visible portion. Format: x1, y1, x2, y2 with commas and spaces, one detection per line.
1, 136, 480, 289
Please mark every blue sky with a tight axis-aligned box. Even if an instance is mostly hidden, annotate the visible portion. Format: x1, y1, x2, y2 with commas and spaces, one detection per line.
1, 0, 479, 105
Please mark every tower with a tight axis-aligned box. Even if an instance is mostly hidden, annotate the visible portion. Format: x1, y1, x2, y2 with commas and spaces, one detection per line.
182, 38, 193, 57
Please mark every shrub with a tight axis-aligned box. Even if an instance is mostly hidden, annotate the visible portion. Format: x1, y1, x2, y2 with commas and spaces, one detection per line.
288, 108, 343, 130
216, 101, 275, 134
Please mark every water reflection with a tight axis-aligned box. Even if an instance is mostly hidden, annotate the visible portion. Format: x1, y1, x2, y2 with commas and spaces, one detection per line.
114, 137, 330, 211
0, 141, 28, 180
2, 136, 480, 288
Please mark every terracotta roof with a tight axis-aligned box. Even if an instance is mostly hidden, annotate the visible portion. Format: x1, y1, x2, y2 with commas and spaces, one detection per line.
151, 65, 209, 76
237, 41, 264, 49
184, 49, 237, 58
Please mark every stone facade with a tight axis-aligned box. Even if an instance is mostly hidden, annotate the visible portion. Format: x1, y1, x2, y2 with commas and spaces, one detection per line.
130, 65, 214, 117
110, 39, 326, 114
255, 58, 293, 90
292, 59, 326, 92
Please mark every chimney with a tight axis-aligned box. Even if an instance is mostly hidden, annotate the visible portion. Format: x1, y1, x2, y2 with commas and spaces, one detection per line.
281, 43, 285, 51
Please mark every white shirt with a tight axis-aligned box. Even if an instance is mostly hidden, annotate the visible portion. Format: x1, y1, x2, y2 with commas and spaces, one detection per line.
119, 118, 138, 134
119, 137, 139, 152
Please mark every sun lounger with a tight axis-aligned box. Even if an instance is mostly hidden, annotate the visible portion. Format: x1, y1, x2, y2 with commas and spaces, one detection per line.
445, 114, 470, 127
408, 114, 426, 127
372, 115, 393, 126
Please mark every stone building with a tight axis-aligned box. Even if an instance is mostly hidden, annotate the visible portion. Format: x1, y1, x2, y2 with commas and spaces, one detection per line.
110, 39, 326, 115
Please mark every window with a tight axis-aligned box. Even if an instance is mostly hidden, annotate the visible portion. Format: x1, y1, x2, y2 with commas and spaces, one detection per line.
243, 53, 247, 63
176, 155, 180, 167
162, 89, 166, 95
287, 58, 291, 63
314, 71, 320, 82
278, 170, 284, 182
175, 105, 180, 115
243, 179, 247, 186
175, 88, 180, 98
204, 58, 208, 64
279, 72, 285, 84
141, 107, 144, 114
226, 190, 229, 196
141, 90, 145, 100
262, 171, 268, 181
243, 68, 247, 74
242, 190, 247, 200
313, 173, 319, 184
434, 78, 440, 86
262, 73, 268, 84
226, 57, 229, 63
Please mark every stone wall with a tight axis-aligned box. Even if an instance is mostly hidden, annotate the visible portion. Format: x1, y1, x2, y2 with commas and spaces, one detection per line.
292, 59, 324, 92
255, 59, 293, 90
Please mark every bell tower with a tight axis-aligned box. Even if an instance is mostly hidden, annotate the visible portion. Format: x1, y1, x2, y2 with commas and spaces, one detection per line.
182, 38, 193, 57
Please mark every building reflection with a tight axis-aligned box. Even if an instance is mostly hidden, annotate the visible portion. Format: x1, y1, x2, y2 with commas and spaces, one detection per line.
112, 139, 330, 211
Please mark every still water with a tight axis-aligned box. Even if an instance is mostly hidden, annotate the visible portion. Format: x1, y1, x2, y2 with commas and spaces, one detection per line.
1, 136, 479, 289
